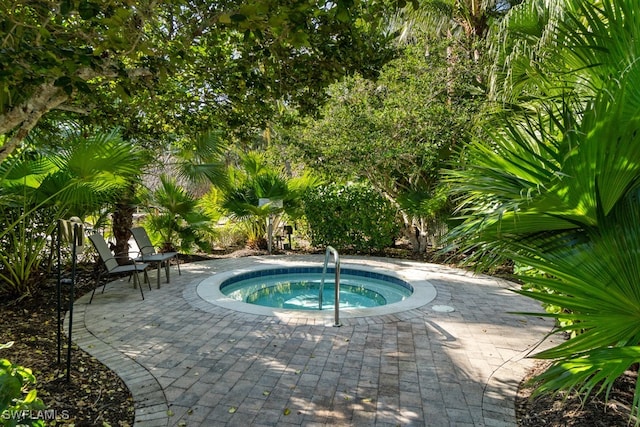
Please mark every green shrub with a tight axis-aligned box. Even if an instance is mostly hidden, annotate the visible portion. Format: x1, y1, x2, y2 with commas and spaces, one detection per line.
0, 207, 55, 298
0, 342, 45, 427
303, 183, 400, 252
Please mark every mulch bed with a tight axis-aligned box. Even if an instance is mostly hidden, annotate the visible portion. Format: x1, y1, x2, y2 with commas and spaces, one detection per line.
1, 265, 135, 427
516, 361, 636, 426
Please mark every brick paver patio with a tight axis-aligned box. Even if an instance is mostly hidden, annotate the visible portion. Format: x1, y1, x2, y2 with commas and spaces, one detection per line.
67, 255, 555, 426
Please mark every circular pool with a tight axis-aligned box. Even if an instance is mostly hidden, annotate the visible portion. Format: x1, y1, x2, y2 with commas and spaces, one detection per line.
195, 258, 437, 319
220, 268, 413, 310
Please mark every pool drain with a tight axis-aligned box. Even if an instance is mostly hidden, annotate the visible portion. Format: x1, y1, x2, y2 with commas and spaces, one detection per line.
432, 305, 455, 313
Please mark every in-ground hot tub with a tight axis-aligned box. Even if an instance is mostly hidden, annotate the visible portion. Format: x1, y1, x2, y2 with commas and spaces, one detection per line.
220, 267, 413, 310
196, 259, 437, 319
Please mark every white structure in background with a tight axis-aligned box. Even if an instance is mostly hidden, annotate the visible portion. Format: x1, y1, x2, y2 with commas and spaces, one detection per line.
258, 198, 283, 254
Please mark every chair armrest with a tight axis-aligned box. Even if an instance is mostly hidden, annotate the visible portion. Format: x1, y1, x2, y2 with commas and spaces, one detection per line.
136, 245, 156, 256
103, 254, 141, 263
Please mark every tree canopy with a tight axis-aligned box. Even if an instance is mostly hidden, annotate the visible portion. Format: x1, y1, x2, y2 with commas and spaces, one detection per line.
284, 32, 483, 250
0, 0, 398, 158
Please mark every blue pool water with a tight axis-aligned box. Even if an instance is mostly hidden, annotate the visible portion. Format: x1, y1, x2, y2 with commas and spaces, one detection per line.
221, 268, 413, 310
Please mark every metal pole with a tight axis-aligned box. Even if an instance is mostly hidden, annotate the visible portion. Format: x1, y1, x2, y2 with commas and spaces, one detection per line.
267, 214, 273, 254
333, 256, 341, 327
320, 246, 341, 326
319, 246, 333, 310
66, 223, 79, 382
56, 221, 62, 364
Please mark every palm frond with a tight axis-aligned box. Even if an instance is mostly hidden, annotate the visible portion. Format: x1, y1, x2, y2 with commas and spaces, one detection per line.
531, 346, 640, 422
173, 130, 229, 186
512, 198, 640, 358
152, 175, 197, 217
452, 1, 640, 420
0, 154, 56, 186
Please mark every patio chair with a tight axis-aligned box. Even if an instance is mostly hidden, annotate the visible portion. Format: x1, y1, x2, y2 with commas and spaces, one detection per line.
88, 233, 150, 303
130, 227, 181, 289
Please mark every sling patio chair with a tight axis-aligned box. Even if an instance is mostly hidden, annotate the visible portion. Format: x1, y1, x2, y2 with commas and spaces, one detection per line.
88, 233, 150, 303
130, 227, 181, 289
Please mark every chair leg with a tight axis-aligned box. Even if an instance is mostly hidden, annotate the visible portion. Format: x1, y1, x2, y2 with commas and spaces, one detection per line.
144, 269, 151, 290
89, 279, 98, 304
176, 255, 181, 276
100, 272, 109, 294
156, 262, 161, 289
133, 270, 145, 300
89, 271, 105, 304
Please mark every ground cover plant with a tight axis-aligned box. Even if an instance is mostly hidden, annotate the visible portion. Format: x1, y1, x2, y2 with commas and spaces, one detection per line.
0, 342, 46, 427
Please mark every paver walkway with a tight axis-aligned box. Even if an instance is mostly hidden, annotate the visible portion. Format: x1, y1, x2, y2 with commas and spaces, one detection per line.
68, 255, 555, 426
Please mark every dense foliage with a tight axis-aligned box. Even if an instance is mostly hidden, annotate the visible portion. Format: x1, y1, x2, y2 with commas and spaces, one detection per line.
219, 151, 320, 249
285, 33, 483, 251
303, 183, 401, 252
1, 1, 405, 261
446, 0, 640, 420
0, 129, 145, 296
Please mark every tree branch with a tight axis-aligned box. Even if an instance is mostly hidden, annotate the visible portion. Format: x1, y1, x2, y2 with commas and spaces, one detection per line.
0, 63, 147, 159
53, 104, 91, 115
0, 83, 68, 135
0, 84, 69, 162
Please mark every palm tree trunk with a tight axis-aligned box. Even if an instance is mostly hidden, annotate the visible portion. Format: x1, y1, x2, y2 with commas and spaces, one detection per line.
111, 184, 137, 264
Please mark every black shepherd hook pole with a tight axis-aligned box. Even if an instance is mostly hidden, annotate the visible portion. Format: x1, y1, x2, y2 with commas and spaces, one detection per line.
65, 223, 79, 382
56, 218, 82, 382
56, 220, 62, 365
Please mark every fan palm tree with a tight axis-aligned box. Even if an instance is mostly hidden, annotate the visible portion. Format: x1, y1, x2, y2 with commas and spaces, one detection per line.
136, 130, 229, 253
220, 152, 321, 249
142, 174, 213, 252
446, 0, 640, 419
0, 128, 147, 296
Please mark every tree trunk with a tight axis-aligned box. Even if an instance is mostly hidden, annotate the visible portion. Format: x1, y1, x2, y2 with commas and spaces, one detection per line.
400, 213, 429, 254
111, 184, 137, 264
